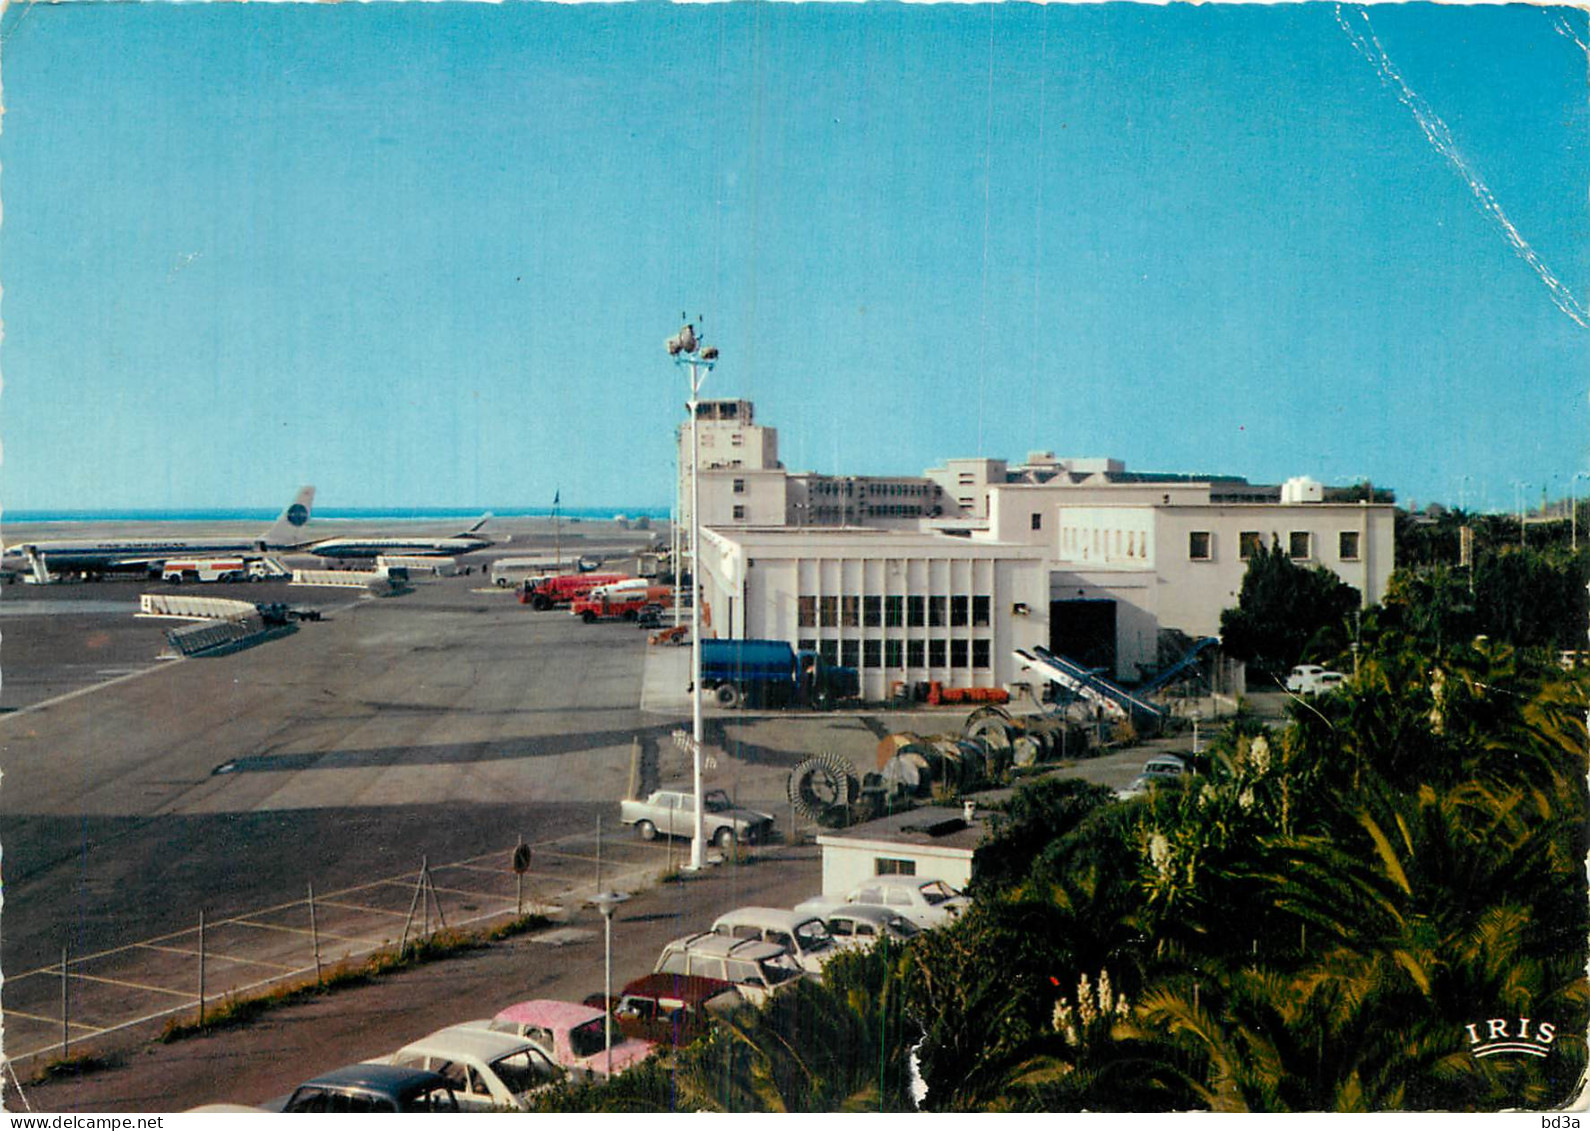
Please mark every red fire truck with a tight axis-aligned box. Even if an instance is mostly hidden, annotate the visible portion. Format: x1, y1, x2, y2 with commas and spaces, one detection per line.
518, 572, 630, 610
570, 584, 673, 623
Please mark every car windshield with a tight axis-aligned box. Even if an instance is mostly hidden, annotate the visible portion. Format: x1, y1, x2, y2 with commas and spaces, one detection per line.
490, 1048, 559, 1095
760, 956, 803, 985
887, 916, 921, 938
919, 881, 960, 905
793, 918, 834, 950
568, 1018, 610, 1060
703, 789, 733, 813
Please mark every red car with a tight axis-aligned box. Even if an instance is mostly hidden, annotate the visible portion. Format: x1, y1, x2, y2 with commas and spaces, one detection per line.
584, 973, 744, 1047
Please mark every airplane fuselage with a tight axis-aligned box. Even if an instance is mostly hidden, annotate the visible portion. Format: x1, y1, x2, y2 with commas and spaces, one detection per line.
4, 537, 272, 572
306, 537, 492, 559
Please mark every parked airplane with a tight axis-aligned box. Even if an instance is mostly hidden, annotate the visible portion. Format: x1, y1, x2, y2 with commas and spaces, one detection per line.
3, 487, 316, 580
304, 514, 500, 560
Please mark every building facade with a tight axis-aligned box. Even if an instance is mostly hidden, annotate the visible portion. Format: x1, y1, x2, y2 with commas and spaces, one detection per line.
683, 401, 1396, 697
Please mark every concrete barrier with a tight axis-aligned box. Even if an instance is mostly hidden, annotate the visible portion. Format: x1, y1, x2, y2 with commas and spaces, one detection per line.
292, 569, 382, 588
138, 593, 259, 621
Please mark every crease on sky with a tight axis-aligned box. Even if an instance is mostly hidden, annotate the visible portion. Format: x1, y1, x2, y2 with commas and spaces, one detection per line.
1335, 3, 1590, 332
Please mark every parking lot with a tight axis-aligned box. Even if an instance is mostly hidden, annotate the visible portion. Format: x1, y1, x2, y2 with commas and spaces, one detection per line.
0, 548, 1253, 1110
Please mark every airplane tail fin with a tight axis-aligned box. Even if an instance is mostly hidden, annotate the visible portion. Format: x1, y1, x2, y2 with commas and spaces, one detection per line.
460, 512, 493, 537
260, 486, 315, 547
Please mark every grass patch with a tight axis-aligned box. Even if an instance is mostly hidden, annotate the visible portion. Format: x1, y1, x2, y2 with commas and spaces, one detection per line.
31, 1051, 122, 1083
159, 916, 551, 1043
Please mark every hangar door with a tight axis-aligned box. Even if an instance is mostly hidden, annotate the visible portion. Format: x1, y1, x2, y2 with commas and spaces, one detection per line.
1049, 600, 1116, 674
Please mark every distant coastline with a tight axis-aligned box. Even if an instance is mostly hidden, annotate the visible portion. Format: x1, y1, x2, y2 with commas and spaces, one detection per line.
2, 506, 670, 524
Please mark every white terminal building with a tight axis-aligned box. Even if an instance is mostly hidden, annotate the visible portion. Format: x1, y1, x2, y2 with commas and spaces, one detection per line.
678, 399, 1394, 700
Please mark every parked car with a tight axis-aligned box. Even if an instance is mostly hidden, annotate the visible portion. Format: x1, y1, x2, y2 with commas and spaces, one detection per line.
795, 903, 922, 951
652, 933, 804, 1005
799, 877, 969, 929
276, 1064, 459, 1113
1285, 664, 1347, 695
709, 907, 840, 975
479, 1000, 656, 1078
620, 787, 775, 848
583, 972, 743, 1046
1116, 753, 1191, 799
372, 1025, 562, 1111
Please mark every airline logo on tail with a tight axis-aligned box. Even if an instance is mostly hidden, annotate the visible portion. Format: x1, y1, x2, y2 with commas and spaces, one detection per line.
262, 486, 316, 547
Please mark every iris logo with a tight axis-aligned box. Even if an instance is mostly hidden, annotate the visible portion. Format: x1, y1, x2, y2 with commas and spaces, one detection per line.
1466, 1017, 1556, 1059
286, 504, 309, 527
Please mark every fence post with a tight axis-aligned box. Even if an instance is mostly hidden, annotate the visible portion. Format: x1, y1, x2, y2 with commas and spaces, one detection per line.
428, 862, 448, 932
596, 815, 603, 893
400, 860, 425, 953
198, 910, 206, 1029
421, 856, 430, 939
61, 945, 69, 1058
308, 883, 323, 985
516, 836, 524, 917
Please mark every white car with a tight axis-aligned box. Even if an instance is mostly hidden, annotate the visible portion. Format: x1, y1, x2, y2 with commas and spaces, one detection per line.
799, 877, 969, 930
710, 907, 839, 975
1285, 665, 1347, 695
653, 933, 805, 1005
1116, 754, 1190, 800
371, 1025, 562, 1111
794, 902, 922, 950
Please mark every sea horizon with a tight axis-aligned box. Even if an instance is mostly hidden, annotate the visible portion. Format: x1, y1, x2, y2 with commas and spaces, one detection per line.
1, 505, 671, 524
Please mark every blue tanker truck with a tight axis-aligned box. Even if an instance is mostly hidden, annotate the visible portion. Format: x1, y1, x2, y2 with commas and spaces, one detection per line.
698, 639, 860, 709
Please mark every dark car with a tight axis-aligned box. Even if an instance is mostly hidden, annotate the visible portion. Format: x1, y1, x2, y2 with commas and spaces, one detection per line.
584, 972, 744, 1046
278, 1064, 459, 1113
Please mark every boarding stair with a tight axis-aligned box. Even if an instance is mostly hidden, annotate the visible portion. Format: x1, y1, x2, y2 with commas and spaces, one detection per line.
23, 549, 53, 585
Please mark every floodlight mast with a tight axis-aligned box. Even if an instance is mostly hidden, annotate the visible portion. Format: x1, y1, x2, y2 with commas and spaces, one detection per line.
668, 322, 716, 871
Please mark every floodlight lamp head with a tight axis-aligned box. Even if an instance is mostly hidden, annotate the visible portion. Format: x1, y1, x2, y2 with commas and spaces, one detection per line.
677, 324, 698, 354
701, 346, 719, 361
666, 335, 684, 356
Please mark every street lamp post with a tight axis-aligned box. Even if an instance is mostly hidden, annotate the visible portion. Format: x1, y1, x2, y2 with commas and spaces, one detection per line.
668, 322, 717, 871
589, 890, 630, 1079
1573, 472, 1590, 552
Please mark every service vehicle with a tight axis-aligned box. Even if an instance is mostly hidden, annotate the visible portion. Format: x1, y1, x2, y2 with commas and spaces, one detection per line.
652, 933, 804, 1005
698, 639, 860, 709
1285, 664, 1348, 695
478, 1000, 655, 1079
275, 1064, 459, 1113
372, 1025, 562, 1111
519, 571, 630, 610
800, 877, 970, 930
583, 973, 743, 1047
619, 787, 775, 848
161, 557, 288, 583
570, 584, 673, 623
709, 907, 839, 975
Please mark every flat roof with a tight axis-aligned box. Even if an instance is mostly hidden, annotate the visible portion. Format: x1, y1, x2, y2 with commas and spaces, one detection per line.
816, 805, 989, 854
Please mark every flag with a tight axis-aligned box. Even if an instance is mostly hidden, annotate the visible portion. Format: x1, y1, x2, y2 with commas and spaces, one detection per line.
553, 490, 560, 507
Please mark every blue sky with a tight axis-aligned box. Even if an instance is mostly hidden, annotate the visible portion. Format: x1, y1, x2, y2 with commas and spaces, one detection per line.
1, 2, 1585, 514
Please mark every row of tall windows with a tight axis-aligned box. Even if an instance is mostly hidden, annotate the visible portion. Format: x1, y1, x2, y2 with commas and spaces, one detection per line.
1061, 526, 1148, 560
798, 637, 992, 670
1200, 530, 1361, 562
798, 595, 992, 628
